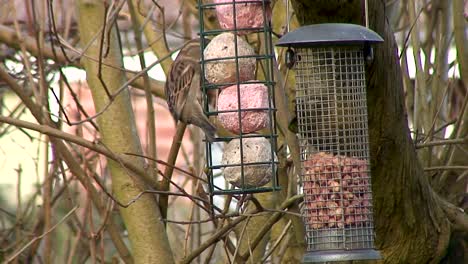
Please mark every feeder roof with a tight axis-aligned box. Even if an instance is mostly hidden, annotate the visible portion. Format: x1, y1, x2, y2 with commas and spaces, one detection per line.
276, 23, 383, 47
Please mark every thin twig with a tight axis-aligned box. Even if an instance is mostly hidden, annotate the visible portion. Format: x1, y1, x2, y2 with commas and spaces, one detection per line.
0, 115, 158, 189
0, 66, 133, 263
64, 46, 177, 126
261, 220, 292, 263
416, 137, 468, 148
6, 206, 79, 263
233, 216, 252, 263
424, 166, 468, 171
128, 0, 158, 179
160, 121, 188, 225
42, 137, 53, 264
97, 2, 113, 99
0, 23, 166, 97
180, 194, 303, 264
125, 152, 209, 184
14, 164, 22, 264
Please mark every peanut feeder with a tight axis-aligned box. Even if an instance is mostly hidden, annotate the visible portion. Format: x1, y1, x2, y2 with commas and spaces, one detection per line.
277, 23, 383, 263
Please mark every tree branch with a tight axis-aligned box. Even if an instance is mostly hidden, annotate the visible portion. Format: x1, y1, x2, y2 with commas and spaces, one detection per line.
159, 121, 188, 224
0, 24, 165, 98
76, 2, 174, 262
439, 197, 468, 232
180, 194, 303, 264
5, 206, 78, 263
0, 115, 159, 189
0, 62, 134, 264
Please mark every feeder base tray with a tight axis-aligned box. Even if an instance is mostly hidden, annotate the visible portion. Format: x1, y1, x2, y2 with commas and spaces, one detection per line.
302, 249, 381, 263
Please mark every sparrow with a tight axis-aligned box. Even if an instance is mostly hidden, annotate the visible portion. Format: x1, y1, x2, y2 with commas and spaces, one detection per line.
165, 39, 217, 142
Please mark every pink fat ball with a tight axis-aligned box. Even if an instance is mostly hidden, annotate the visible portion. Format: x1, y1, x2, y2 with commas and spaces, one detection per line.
217, 83, 270, 134
214, 0, 271, 35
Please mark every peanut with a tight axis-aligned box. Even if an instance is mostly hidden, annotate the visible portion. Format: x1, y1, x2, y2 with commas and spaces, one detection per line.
303, 152, 374, 229
345, 215, 355, 225
328, 180, 341, 192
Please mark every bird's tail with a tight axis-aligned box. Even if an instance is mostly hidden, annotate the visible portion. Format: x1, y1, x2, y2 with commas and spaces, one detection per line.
191, 113, 217, 142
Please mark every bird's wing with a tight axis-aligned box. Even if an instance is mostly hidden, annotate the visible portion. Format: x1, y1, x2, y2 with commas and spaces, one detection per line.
174, 61, 195, 114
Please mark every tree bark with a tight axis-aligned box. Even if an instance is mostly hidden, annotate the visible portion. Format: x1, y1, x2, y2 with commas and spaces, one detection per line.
291, 0, 453, 262
75, 1, 174, 263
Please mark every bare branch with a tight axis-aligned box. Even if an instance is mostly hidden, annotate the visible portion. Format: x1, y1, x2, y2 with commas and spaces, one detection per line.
5, 206, 78, 263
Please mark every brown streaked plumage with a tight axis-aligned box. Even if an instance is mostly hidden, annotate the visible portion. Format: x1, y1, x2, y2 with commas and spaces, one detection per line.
165, 39, 216, 142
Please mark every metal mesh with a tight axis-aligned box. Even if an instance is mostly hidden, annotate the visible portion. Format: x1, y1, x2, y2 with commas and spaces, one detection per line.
198, 0, 280, 195
295, 46, 376, 251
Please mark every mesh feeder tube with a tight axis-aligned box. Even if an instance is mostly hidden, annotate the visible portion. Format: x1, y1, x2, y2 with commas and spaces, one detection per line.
276, 23, 383, 263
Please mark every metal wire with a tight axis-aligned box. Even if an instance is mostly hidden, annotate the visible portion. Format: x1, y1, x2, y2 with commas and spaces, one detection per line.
198, 0, 280, 196
365, 0, 369, 28
295, 46, 376, 251
286, 0, 290, 33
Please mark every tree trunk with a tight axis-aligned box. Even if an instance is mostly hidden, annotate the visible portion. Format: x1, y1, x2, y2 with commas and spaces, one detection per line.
291, 0, 453, 262
75, 1, 174, 263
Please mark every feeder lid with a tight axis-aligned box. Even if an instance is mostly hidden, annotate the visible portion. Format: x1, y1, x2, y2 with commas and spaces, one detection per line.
276, 23, 383, 47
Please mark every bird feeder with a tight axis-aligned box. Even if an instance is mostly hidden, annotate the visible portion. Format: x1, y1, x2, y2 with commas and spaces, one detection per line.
276, 23, 383, 262
198, 0, 280, 196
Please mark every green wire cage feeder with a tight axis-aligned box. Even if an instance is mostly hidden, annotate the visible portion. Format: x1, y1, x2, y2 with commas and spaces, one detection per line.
197, 0, 280, 196
276, 23, 383, 262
